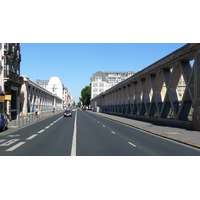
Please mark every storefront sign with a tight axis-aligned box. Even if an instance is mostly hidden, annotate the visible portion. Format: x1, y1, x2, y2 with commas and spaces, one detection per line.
0, 96, 5, 100
5, 95, 11, 100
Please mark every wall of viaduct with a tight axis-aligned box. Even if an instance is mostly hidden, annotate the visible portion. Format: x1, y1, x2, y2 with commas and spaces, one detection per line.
90, 43, 200, 131
20, 76, 63, 116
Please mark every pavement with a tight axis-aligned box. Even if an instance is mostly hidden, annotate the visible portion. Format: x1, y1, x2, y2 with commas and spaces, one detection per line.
89, 111, 200, 149
1, 109, 200, 150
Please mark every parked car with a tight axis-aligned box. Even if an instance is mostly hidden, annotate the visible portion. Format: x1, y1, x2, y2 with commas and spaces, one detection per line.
0, 113, 8, 131
63, 110, 72, 117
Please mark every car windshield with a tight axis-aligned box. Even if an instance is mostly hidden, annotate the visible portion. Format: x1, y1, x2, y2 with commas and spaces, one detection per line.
65, 110, 71, 113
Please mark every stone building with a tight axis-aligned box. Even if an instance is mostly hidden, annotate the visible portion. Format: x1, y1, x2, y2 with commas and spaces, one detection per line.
0, 43, 23, 120
90, 71, 135, 99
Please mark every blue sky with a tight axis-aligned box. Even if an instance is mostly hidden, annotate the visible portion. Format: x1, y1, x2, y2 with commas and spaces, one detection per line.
20, 43, 186, 103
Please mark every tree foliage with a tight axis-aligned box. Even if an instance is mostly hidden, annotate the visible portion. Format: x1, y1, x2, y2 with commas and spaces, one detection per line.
80, 86, 91, 106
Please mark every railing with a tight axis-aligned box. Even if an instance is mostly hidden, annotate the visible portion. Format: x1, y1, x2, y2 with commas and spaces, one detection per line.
8, 112, 44, 127
4, 70, 23, 85
8, 110, 63, 128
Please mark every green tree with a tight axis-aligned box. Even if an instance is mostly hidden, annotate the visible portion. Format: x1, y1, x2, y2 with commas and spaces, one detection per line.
80, 86, 91, 106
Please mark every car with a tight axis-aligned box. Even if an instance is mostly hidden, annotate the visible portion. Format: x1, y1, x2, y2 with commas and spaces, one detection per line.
0, 113, 8, 131
63, 110, 72, 117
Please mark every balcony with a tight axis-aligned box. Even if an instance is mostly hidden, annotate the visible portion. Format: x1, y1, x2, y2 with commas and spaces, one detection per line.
4, 70, 23, 85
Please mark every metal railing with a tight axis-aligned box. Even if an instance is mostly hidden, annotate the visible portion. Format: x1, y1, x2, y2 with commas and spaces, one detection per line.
8, 110, 63, 128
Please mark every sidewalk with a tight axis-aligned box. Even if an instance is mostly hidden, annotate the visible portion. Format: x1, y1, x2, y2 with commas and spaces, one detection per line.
90, 111, 200, 149
0, 110, 64, 136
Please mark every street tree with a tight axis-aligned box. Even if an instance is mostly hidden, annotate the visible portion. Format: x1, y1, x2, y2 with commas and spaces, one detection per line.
80, 86, 91, 106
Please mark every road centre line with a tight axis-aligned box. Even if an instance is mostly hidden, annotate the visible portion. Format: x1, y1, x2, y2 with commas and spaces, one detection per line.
6, 142, 26, 151
71, 110, 77, 156
128, 142, 136, 147
45, 126, 50, 129
26, 134, 38, 140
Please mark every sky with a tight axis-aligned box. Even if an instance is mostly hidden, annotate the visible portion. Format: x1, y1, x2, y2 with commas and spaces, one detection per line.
20, 43, 186, 103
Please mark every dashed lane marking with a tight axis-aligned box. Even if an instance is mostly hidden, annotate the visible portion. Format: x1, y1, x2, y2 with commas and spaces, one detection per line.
103, 125, 105, 127
111, 131, 116, 134
37, 129, 45, 133
45, 126, 50, 129
26, 134, 38, 140
6, 142, 26, 151
128, 142, 137, 147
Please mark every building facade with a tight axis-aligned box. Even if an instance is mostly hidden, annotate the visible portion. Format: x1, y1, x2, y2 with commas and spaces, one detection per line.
0, 44, 5, 113
90, 71, 135, 99
0, 43, 23, 120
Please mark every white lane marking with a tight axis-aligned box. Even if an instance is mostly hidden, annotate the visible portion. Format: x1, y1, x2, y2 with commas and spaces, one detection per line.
0, 139, 6, 144
50, 123, 54, 126
128, 142, 136, 147
0, 139, 20, 146
103, 125, 105, 127
45, 126, 50, 129
26, 134, 38, 140
71, 110, 77, 156
6, 142, 26, 151
37, 129, 45, 133
97, 121, 100, 123
111, 131, 116, 134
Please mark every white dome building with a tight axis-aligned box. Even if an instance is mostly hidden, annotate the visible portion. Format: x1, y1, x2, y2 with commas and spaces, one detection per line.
36, 76, 74, 109
46, 76, 64, 99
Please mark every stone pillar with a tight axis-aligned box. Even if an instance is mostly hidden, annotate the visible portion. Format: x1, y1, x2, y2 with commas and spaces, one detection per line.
193, 50, 200, 130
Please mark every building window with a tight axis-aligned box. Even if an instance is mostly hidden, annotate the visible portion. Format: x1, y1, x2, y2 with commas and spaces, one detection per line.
93, 83, 98, 87
108, 77, 116, 82
95, 77, 102, 82
99, 83, 104, 87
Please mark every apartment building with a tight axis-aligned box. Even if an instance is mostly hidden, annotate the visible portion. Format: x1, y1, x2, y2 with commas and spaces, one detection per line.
0, 44, 5, 113
0, 43, 23, 120
35, 79, 49, 89
90, 71, 135, 99
177, 75, 186, 101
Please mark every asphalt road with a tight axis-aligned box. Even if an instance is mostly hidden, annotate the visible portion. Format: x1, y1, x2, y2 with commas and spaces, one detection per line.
1, 110, 200, 156
0, 112, 74, 156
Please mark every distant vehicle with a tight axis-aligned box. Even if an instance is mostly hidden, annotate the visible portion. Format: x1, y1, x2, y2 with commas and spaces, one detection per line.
0, 113, 8, 131
72, 108, 76, 112
63, 110, 72, 117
